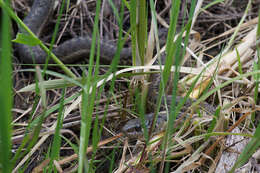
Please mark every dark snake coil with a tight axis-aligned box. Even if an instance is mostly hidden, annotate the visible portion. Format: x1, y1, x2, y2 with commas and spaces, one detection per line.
17, 0, 132, 64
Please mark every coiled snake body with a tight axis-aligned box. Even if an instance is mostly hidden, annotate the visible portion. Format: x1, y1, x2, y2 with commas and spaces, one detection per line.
17, 0, 216, 139
17, 0, 132, 64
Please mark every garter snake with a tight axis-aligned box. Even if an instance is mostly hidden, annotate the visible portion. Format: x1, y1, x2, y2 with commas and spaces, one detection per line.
16, 0, 132, 64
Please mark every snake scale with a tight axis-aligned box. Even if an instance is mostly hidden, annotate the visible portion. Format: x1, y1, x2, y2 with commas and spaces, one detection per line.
17, 0, 216, 139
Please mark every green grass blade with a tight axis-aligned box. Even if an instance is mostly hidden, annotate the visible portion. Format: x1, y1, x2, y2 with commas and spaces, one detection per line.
108, 146, 116, 173
229, 123, 260, 172
107, 0, 120, 22
206, 106, 220, 140
78, 75, 89, 173
236, 48, 243, 74
43, 0, 67, 75
253, 10, 260, 123
225, 0, 251, 52
0, 0, 12, 172
130, 0, 137, 66
163, 0, 196, 171
106, 2, 128, 73
137, 0, 147, 65
11, 94, 41, 164
48, 88, 66, 172
78, 0, 101, 171
200, 0, 225, 11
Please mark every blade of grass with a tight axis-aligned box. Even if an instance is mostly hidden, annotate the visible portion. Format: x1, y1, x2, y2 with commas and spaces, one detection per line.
122, 0, 130, 10
200, 0, 225, 12
79, 75, 99, 172
107, 0, 120, 22
78, 0, 101, 171
130, 0, 137, 66
236, 48, 243, 75
206, 106, 221, 140
137, 0, 147, 65
43, 0, 66, 76
11, 94, 41, 164
229, 123, 260, 172
253, 10, 260, 124
225, 0, 251, 52
156, 0, 182, 171
48, 88, 66, 172
163, 0, 196, 172
106, 2, 128, 73
150, 0, 181, 146
108, 146, 116, 173
87, 15, 102, 173
0, 0, 12, 172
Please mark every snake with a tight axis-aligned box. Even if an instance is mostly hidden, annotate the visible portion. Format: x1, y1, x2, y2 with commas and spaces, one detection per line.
17, 0, 132, 64
17, 0, 216, 139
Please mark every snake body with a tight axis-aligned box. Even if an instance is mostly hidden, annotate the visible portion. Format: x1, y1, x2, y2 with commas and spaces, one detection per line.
17, 0, 132, 64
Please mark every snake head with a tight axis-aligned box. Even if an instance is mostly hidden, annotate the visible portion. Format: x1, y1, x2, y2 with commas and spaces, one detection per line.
122, 112, 167, 140
122, 118, 144, 139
